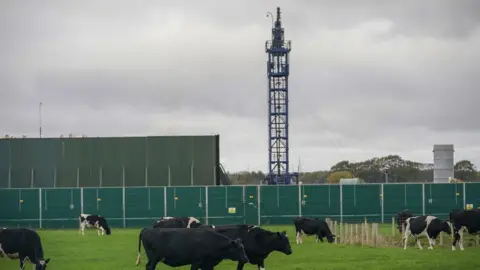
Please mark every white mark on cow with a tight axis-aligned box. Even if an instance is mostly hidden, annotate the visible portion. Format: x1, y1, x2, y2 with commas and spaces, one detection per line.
187, 217, 200, 228
452, 226, 466, 251
0, 244, 6, 257
259, 267, 265, 270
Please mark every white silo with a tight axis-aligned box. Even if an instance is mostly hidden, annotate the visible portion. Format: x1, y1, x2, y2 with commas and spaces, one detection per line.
433, 144, 454, 183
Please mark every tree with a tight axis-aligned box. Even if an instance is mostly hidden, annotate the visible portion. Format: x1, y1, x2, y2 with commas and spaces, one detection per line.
454, 160, 477, 181
326, 171, 354, 184
454, 160, 477, 172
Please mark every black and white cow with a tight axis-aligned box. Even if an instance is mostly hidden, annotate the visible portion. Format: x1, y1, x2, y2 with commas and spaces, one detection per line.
79, 214, 111, 236
293, 217, 336, 244
211, 224, 292, 270
152, 216, 201, 229
403, 215, 452, 250
135, 227, 249, 270
396, 209, 413, 233
0, 228, 51, 270
449, 209, 480, 251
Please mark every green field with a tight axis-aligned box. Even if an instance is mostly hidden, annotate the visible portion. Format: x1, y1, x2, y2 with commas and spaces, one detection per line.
1, 225, 479, 269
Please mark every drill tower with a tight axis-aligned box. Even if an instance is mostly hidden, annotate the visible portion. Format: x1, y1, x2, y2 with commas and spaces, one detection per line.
265, 7, 298, 185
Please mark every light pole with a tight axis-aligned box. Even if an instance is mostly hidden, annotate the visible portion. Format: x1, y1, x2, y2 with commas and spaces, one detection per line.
39, 102, 43, 138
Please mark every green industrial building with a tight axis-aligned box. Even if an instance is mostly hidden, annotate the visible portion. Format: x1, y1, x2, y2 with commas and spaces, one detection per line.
0, 135, 230, 188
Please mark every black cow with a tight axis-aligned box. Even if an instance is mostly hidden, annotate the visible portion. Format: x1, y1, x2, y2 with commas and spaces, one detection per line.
403, 215, 452, 250
396, 209, 413, 233
152, 216, 201, 229
0, 228, 51, 270
449, 209, 480, 251
79, 213, 111, 236
135, 227, 249, 270
293, 217, 335, 244
211, 224, 291, 270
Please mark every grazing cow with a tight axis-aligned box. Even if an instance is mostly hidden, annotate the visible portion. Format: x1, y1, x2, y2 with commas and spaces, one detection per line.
212, 224, 292, 270
79, 214, 111, 236
449, 209, 480, 251
293, 217, 336, 244
152, 216, 201, 229
403, 215, 452, 250
396, 209, 413, 233
0, 228, 51, 270
135, 227, 249, 270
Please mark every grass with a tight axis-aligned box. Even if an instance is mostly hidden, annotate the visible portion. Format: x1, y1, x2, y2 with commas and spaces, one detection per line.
1, 225, 479, 269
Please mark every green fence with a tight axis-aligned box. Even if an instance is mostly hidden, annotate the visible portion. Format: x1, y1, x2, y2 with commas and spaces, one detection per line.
1, 183, 478, 229
0, 135, 219, 188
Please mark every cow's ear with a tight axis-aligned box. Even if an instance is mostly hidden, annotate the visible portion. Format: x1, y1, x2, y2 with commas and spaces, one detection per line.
45, 258, 51, 264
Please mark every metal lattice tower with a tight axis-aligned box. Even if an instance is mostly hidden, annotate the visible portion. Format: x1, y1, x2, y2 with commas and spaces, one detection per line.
265, 7, 298, 185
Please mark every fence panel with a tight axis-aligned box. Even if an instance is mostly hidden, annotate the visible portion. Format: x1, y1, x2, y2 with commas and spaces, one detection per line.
243, 186, 259, 225
301, 185, 340, 219
1, 183, 478, 229
207, 186, 244, 225
344, 184, 382, 223
0, 189, 39, 228
42, 188, 81, 228
82, 188, 123, 227
465, 182, 480, 209
260, 185, 299, 225
166, 187, 206, 223
424, 183, 463, 220
125, 187, 165, 227
383, 183, 425, 220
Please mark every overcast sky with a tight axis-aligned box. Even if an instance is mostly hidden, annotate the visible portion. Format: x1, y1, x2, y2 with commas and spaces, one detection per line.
1, 0, 479, 172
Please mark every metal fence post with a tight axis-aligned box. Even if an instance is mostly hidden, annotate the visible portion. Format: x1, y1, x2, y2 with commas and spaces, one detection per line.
39, 188, 42, 229
30, 168, 34, 188
80, 188, 84, 214
164, 187, 167, 217
298, 184, 302, 217
422, 183, 425, 216
76, 168, 79, 188
257, 185, 261, 226
8, 167, 11, 188
463, 183, 466, 210
205, 186, 209, 225
339, 184, 343, 223
99, 167, 103, 187
380, 184, 384, 223
122, 186, 126, 228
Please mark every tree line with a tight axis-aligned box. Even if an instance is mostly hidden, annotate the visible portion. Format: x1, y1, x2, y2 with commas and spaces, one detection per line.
226, 155, 479, 185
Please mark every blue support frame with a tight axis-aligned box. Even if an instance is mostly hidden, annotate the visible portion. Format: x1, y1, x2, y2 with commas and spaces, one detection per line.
265, 7, 298, 185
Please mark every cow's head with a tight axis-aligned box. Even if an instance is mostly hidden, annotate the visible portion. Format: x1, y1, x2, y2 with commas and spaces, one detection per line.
273, 231, 293, 255
326, 233, 336, 243
36, 258, 50, 270
228, 239, 249, 264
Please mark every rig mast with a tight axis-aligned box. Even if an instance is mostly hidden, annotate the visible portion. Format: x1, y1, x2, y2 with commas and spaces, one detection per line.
265, 7, 298, 185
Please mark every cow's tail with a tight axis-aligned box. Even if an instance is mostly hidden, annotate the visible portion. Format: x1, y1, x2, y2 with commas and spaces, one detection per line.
136, 229, 144, 266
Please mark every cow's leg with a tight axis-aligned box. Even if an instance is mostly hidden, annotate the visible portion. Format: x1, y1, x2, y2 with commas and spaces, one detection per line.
403, 230, 411, 250
146, 258, 160, 270
459, 228, 465, 251
19, 255, 28, 270
190, 264, 201, 270
80, 222, 85, 235
257, 260, 265, 270
426, 235, 434, 250
236, 262, 246, 270
295, 230, 300, 244
415, 236, 423, 250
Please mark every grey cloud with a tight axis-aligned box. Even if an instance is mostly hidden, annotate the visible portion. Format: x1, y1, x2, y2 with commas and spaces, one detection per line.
1, 0, 479, 171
